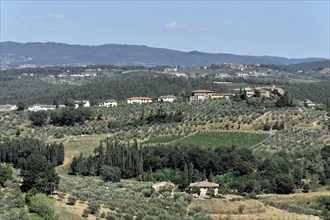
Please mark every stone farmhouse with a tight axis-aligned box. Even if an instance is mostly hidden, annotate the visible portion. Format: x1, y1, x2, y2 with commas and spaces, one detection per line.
190, 90, 216, 101
190, 90, 233, 101
99, 99, 118, 107
244, 85, 285, 99
152, 182, 175, 192
189, 181, 219, 197
127, 97, 153, 104
158, 95, 177, 103
0, 104, 17, 112
28, 104, 56, 111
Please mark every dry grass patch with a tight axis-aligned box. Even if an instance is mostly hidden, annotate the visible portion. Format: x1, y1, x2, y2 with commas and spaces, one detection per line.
190, 196, 321, 220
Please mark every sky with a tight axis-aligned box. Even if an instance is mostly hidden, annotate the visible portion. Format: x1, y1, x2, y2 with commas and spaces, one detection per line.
1, 0, 329, 58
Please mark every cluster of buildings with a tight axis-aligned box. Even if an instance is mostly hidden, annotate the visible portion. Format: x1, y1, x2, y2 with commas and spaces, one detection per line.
0, 104, 18, 112
189, 90, 233, 101
152, 180, 220, 198
243, 85, 285, 99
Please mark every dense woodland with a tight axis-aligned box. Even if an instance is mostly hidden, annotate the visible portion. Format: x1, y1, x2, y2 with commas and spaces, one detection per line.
69, 140, 330, 195
0, 138, 63, 194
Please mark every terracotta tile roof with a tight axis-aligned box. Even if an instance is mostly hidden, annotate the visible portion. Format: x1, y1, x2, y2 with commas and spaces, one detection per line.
127, 97, 153, 100
104, 99, 117, 102
158, 95, 177, 99
192, 90, 215, 93
189, 181, 219, 188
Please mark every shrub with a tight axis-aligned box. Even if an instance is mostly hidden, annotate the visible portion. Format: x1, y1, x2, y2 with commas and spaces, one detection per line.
87, 200, 100, 214
67, 195, 77, 205
29, 193, 58, 220
238, 205, 245, 214
82, 208, 90, 218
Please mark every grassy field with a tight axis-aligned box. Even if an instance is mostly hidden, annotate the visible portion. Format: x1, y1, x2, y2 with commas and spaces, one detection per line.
141, 135, 183, 145
177, 131, 269, 148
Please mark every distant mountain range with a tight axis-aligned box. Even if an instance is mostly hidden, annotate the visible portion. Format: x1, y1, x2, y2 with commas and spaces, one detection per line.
0, 41, 326, 67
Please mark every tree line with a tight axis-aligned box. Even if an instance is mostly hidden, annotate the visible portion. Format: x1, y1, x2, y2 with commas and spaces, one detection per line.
28, 107, 94, 126
67, 141, 330, 194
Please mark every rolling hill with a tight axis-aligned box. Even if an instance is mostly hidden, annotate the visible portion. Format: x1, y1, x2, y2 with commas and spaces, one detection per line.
0, 41, 326, 67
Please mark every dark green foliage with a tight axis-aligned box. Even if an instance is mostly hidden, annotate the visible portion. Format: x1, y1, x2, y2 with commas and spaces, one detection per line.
0, 164, 13, 187
20, 154, 60, 194
275, 92, 294, 108
317, 196, 330, 220
28, 111, 48, 126
67, 196, 77, 205
49, 107, 93, 126
273, 174, 295, 194
190, 186, 201, 196
0, 138, 64, 167
17, 102, 25, 111
100, 165, 121, 182
302, 183, 310, 193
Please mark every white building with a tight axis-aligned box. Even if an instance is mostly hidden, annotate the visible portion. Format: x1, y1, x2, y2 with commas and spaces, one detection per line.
28, 104, 56, 112
74, 100, 90, 108
189, 181, 219, 197
127, 97, 153, 104
99, 99, 118, 107
158, 95, 177, 103
0, 104, 17, 112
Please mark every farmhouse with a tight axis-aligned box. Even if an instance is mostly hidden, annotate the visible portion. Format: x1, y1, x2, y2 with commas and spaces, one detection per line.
244, 87, 255, 99
127, 97, 153, 104
255, 89, 270, 97
267, 85, 285, 96
152, 182, 175, 192
190, 90, 216, 101
28, 104, 56, 111
303, 100, 316, 109
189, 181, 219, 197
0, 104, 17, 112
74, 100, 90, 108
158, 95, 177, 103
99, 99, 117, 107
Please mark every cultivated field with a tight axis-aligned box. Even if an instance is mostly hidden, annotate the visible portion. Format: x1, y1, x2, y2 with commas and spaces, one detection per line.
177, 131, 269, 148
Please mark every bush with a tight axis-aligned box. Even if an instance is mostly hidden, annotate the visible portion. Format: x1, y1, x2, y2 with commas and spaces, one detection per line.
87, 200, 100, 214
82, 208, 90, 218
67, 195, 77, 205
100, 165, 121, 182
29, 193, 58, 220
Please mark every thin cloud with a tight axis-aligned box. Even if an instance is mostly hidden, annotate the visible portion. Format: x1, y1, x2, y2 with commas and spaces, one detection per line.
47, 27, 59, 31
21, 14, 66, 20
165, 21, 210, 32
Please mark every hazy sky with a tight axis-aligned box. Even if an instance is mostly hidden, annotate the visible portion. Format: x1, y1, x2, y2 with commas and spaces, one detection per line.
1, 1, 329, 58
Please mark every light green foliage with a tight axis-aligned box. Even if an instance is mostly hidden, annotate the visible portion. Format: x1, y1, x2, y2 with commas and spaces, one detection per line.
59, 176, 205, 219
29, 193, 58, 220
0, 164, 13, 187
67, 195, 76, 205
178, 131, 268, 148
87, 200, 100, 214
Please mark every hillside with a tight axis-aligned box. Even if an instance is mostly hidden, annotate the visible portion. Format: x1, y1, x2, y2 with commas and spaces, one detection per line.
0, 42, 325, 67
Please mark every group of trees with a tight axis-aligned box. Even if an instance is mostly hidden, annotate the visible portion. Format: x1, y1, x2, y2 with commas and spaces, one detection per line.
28, 106, 93, 126
68, 141, 311, 194
69, 140, 142, 180
0, 138, 63, 194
